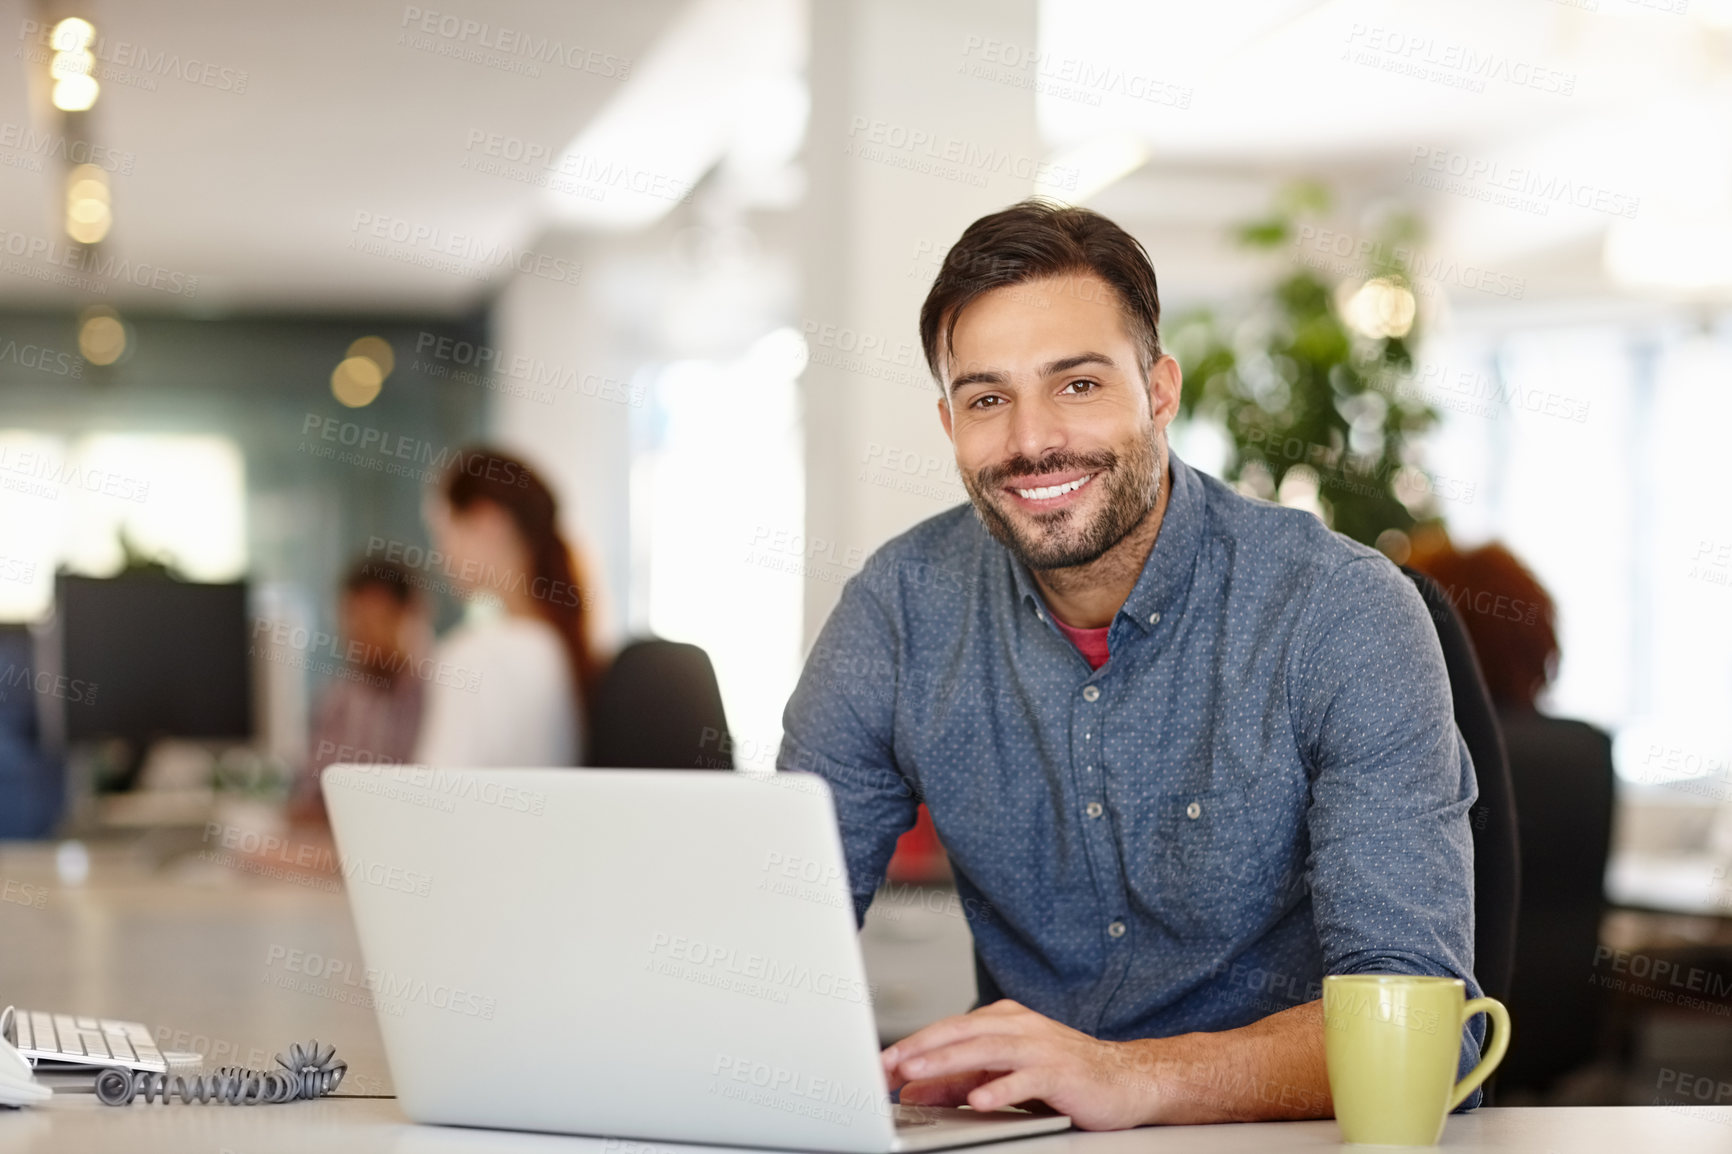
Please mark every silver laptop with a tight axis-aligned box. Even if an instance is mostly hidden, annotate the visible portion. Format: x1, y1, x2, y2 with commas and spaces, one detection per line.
323, 765, 1072, 1153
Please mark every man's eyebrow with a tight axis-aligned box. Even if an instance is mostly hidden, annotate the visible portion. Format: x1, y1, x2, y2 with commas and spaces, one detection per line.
947, 368, 1008, 395
1042, 352, 1119, 377
946, 352, 1120, 396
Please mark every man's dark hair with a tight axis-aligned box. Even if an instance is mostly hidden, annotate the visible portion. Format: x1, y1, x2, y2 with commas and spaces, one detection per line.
343, 557, 416, 605
919, 199, 1162, 383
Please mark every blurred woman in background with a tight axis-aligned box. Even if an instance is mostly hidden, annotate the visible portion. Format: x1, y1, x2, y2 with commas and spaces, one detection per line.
414, 447, 598, 767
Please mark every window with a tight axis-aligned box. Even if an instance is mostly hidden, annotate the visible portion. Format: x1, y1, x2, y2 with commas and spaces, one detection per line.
632, 329, 807, 769
0, 432, 247, 621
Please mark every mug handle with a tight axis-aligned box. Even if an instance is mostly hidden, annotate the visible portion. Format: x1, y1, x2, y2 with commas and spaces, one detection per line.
1447, 996, 1511, 1112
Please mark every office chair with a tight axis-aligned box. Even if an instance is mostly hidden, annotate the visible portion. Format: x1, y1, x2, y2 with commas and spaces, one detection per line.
1494, 710, 1614, 1096
585, 639, 733, 770
1401, 567, 1520, 1014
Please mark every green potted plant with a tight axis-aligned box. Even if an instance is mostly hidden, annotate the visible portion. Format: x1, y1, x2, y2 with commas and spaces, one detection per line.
1169, 182, 1442, 551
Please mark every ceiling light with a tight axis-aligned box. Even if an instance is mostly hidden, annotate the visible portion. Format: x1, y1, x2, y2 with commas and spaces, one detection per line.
51, 74, 99, 112
78, 309, 127, 365
67, 163, 109, 201
66, 202, 110, 244
1340, 277, 1416, 340
51, 18, 95, 52
68, 175, 108, 203
346, 336, 395, 378
65, 164, 111, 243
331, 356, 384, 407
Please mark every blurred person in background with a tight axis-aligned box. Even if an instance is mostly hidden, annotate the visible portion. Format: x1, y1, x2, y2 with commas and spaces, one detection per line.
289, 558, 429, 824
1408, 538, 1615, 1098
413, 447, 597, 768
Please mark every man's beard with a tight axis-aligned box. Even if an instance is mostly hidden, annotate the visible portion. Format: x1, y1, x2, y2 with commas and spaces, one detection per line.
961, 427, 1163, 572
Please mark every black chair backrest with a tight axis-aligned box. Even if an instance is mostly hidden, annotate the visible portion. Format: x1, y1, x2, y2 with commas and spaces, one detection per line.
1402, 566, 1520, 1009
1495, 709, 1613, 1093
586, 639, 733, 770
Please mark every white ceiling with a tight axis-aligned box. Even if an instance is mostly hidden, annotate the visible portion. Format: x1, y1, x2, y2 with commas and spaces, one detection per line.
0, 0, 682, 313
1057, 0, 1732, 307
2, 0, 1727, 315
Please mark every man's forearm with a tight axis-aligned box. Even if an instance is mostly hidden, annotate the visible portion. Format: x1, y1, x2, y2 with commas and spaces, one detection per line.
1111, 1000, 1331, 1125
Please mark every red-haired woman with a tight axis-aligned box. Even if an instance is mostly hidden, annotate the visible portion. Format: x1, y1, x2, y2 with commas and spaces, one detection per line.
412, 447, 599, 767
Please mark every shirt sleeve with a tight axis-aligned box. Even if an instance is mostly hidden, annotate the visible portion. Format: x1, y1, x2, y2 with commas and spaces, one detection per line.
1290, 555, 1487, 1106
777, 573, 919, 927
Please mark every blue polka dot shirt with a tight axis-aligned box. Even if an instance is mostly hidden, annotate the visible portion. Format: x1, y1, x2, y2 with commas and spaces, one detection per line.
779, 452, 1486, 1098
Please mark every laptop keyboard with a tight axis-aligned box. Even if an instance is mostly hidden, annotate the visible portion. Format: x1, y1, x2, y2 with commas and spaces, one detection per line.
6, 1007, 168, 1072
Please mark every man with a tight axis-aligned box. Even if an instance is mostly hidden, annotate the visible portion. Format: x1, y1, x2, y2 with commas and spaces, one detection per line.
289, 558, 428, 824
777, 201, 1482, 1129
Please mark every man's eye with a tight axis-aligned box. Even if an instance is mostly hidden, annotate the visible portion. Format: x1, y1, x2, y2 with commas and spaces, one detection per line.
969, 394, 1005, 410
1063, 379, 1098, 395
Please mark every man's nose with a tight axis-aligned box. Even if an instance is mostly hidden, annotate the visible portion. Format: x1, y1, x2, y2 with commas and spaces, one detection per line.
1005, 394, 1065, 465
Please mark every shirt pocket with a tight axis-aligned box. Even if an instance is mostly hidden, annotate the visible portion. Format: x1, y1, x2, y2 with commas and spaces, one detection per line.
1138, 783, 1300, 942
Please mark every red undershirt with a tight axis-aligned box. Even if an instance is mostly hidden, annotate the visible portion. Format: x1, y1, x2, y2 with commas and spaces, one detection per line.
1049, 614, 1111, 670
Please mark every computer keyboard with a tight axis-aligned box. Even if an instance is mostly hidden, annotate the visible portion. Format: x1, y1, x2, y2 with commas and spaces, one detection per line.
2, 1006, 168, 1072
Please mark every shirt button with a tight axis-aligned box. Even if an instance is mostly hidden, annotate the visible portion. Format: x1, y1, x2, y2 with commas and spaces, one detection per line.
1085, 801, 1103, 818
1082, 685, 1101, 702
1107, 920, 1127, 939
1186, 801, 1202, 820
1149, 611, 1161, 625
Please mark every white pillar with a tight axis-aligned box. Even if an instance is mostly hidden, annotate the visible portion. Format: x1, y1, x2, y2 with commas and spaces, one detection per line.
801, 0, 1041, 645
488, 232, 634, 654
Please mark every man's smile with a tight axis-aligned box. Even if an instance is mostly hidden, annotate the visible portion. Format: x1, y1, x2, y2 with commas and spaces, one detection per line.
1004, 470, 1098, 509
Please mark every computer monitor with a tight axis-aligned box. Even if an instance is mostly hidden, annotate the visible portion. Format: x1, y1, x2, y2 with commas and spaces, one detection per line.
54, 574, 253, 751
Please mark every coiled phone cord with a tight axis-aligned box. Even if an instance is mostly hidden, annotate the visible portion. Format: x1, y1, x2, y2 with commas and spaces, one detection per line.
94, 1039, 346, 1105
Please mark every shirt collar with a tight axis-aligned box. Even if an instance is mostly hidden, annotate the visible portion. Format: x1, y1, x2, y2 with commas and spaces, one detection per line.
1007, 449, 1206, 636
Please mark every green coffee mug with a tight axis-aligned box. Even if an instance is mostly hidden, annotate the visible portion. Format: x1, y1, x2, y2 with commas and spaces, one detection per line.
1323, 974, 1510, 1146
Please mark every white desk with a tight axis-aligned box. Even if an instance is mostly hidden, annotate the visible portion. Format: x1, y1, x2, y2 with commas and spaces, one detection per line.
4, 840, 1728, 1152
4, 1100, 1731, 1153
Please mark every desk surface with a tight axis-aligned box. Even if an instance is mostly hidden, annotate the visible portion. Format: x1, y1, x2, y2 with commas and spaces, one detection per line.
4, 840, 1729, 1152
3, 1100, 1731, 1153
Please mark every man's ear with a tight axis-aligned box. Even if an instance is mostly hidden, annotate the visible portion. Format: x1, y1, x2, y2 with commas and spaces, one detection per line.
1147, 354, 1182, 430
936, 392, 954, 443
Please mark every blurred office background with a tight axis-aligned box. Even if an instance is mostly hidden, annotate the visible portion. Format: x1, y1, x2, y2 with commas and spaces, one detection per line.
2, 0, 1732, 1107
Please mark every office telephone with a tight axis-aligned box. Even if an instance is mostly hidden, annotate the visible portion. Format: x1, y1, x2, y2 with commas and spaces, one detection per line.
1, 1005, 345, 1107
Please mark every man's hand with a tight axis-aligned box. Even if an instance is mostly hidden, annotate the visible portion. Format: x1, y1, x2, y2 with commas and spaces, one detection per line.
881, 1000, 1153, 1130
881, 998, 1332, 1130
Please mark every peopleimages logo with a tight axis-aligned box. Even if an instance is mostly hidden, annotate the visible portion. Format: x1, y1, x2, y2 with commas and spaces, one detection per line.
201, 822, 433, 897
0, 121, 136, 174
0, 227, 198, 297
647, 932, 873, 1006
0, 664, 97, 706
16, 19, 250, 94
250, 617, 483, 692
398, 6, 631, 79
264, 945, 496, 1018
327, 763, 548, 816
348, 211, 583, 286
709, 1054, 890, 1126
